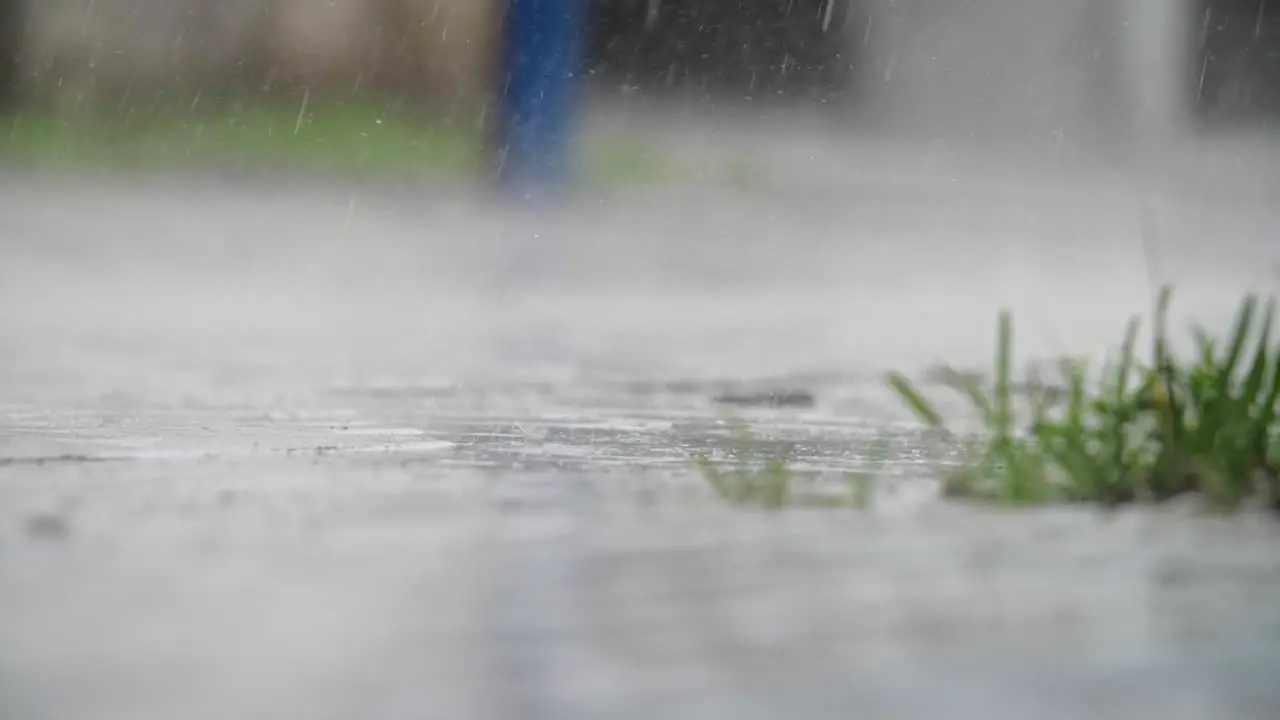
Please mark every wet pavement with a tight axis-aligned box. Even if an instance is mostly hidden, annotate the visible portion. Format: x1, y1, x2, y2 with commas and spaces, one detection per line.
2, 112, 1280, 718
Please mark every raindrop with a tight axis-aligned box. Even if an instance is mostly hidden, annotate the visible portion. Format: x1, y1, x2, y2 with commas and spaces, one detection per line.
344, 195, 358, 230
293, 88, 310, 135
1196, 52, 1210, 107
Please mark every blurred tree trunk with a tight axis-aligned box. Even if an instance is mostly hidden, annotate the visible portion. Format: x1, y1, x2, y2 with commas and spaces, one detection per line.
0, 0, 23, 110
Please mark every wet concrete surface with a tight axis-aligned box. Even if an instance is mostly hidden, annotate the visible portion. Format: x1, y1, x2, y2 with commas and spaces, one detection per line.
2, 113, 1280, 718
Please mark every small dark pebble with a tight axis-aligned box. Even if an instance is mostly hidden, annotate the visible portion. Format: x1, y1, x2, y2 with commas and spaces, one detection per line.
711, 389, 816, 409
23, 513, 71, 542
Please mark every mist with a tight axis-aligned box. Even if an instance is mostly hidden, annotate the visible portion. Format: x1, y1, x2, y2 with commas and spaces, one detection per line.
2, 2, 1279, 719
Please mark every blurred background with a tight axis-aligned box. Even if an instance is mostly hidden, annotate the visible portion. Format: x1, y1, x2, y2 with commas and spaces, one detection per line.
2, 0, 1276, 160
2, 0, 1278, 380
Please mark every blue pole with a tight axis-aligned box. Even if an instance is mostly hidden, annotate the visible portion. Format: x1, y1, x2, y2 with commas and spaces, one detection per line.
494, 0, 587, 200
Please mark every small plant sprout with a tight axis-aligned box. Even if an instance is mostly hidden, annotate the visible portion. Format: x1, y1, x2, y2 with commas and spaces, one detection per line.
693, 416, 797, 510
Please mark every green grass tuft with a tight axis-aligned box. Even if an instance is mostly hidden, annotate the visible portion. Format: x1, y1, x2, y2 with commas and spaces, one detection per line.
886, 287, 1280, 512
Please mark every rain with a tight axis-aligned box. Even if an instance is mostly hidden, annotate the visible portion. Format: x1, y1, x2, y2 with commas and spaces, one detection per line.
1, 1, 1279, 718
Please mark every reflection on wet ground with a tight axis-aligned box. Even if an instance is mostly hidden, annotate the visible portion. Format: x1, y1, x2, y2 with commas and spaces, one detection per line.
1, 378, 908, 462
0, 378, 954, 510
3, 379, 1280, 719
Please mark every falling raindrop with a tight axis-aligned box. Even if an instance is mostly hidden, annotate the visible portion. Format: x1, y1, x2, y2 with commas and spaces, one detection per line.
293, 87, 309, 136
1197, 51, 1210, 108
343, 194, 357, 230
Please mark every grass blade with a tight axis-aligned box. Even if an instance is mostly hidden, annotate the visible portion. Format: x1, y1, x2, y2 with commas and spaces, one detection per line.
1241, 297, 1275, 406
1114, 317, 1140, 404
886, 372, 948, 432
1221, 294, 1259, 390
994, 310, 1015, 443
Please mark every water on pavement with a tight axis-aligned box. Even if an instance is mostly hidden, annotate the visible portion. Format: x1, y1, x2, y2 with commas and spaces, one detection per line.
2, 112, 1280, 719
